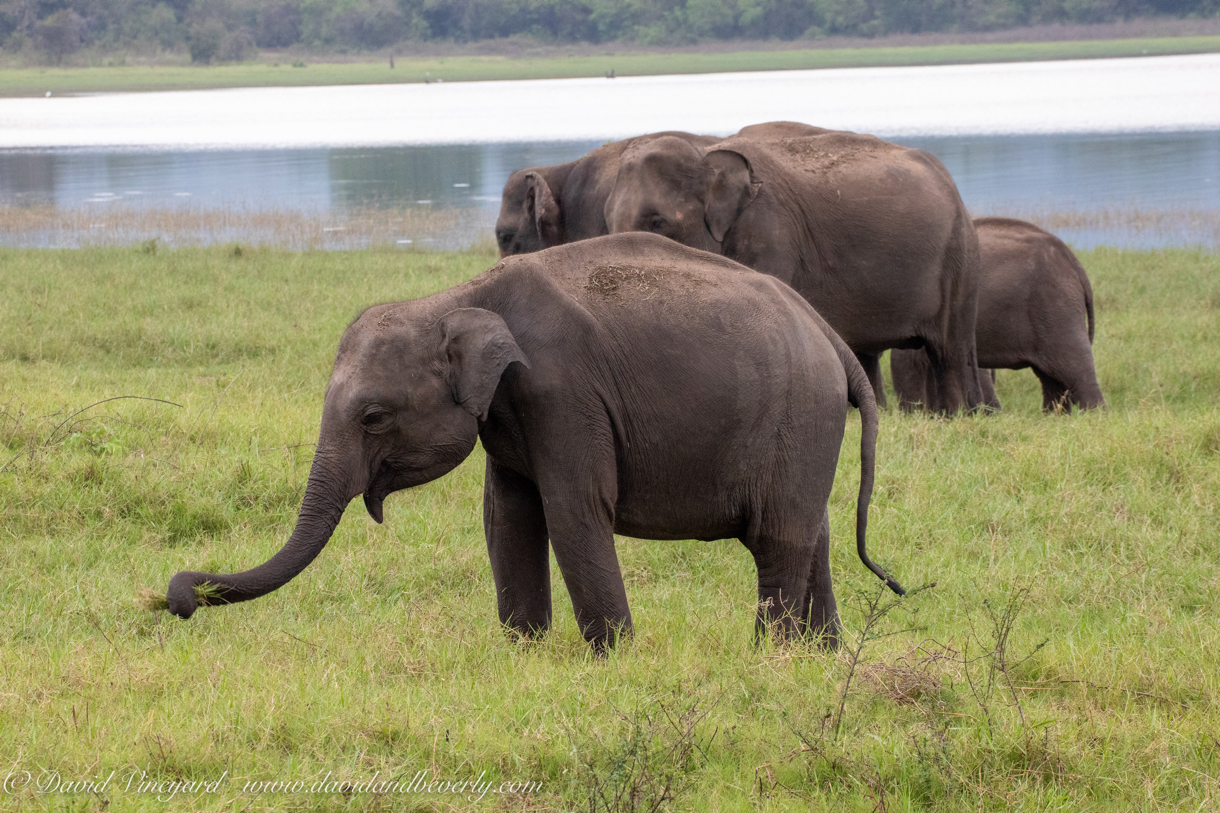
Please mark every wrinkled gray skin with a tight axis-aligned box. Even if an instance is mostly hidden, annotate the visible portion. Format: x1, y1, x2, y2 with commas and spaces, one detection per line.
166, 233, 903, 652
493, 123, 823, 258
602, 130, 986, 414
891, 217, 1104, 413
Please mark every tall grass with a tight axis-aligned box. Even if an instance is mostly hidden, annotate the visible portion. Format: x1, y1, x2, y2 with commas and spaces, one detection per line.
0, 244, 1217, 810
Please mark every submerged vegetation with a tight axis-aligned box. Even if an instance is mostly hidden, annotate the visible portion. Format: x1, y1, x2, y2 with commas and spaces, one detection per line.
0, 243, 1217, 810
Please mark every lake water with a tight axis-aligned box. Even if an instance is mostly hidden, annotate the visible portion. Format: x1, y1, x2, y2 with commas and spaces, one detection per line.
1, 53, 1218, 249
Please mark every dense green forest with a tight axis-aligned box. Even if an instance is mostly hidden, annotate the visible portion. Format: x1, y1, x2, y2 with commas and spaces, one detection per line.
1, 0, 1218, 63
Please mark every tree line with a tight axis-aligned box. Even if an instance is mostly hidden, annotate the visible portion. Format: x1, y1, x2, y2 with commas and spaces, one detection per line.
2, 0, 1217, 63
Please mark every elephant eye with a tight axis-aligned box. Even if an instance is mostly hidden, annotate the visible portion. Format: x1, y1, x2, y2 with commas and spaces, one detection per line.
497, 230, 514, 249
361, 409, 394, 433
647, 215, 667, 233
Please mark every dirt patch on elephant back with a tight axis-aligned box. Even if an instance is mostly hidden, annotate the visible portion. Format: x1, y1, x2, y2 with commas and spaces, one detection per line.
771, 133, 903, 175
585, 263, 664, 299
585, 262, 722, 302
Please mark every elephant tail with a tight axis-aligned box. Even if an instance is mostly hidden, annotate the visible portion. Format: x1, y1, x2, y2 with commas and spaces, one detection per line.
815, 312, 905, 597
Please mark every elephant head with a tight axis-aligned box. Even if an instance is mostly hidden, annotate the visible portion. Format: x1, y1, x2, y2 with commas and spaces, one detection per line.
165, 305, 529, 619
604, 136, 761, 253
495, 168, 563, 256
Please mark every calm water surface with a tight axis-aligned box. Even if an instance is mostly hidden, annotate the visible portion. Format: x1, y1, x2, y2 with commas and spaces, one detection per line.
1, 54, 1218, 249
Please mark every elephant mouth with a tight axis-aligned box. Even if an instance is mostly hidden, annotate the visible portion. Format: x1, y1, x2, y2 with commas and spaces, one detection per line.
363, 492, 385, 524
360, 460, 426, 524
362, 459, 397, 524
360, 443, 479, 525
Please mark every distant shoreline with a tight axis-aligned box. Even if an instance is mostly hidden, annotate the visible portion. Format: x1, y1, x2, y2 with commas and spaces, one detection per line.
2, 28, 1220, 98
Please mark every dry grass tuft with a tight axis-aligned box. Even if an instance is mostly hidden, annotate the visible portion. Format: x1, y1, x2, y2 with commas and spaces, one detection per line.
134, 588, 170, 612
857, 643, 961, 706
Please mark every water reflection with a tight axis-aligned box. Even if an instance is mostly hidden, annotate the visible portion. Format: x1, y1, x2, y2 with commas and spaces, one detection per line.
0, 141, 604, 214
904, 131, 1220, 212
1, 131, 1217, 249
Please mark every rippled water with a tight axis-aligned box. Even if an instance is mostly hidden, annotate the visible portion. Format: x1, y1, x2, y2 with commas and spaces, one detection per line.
1, 54, 1218, 249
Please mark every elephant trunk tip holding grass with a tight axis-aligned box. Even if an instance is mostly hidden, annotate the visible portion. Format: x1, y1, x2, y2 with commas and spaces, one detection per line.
155, 233, 905, 651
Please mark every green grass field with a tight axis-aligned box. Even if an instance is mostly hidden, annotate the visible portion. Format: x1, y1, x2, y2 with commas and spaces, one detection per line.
1, 243, 1218, 811
3, 34, 1220, 96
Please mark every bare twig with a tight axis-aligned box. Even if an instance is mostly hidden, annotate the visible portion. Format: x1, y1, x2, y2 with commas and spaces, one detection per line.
44, 395, 184, 448
833, 581, 934, 739
282, 631, 319, 649
0, 452, 20, 474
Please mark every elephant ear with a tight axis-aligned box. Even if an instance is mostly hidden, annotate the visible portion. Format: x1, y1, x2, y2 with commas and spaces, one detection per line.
704, 150, 761, 244
524, 171, 562, 248
438, 308, 531, 421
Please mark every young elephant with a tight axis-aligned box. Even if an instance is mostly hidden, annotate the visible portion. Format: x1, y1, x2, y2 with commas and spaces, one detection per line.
494, 131, 720, 257
891, 217, 1104, 413
602, 130, 986, 414
164, 233, 903, 651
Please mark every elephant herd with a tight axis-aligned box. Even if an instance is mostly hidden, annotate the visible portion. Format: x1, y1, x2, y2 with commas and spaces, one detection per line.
497, 122, 1104, 415
161, 122, 1103, 653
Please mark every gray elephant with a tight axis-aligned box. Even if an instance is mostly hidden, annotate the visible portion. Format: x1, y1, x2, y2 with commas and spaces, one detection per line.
165, 233, 903, 651
602, 130, 985, 414
493, 123, 829, 258
891, 217, 1103, 413
494, 131, 720, 257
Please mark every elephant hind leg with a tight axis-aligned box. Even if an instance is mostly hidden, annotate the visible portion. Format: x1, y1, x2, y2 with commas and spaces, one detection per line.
982, 369, 1001, 411
799, 513, 840, 649
1070, 376, 1106, 410
857, 352, 887, 409
1062, 356, 1105, 411
1033, 369, 1072, 413
1034, 353, 1104, 413
891, 348, 951, 413
924, 341, 985, 414
742, 517, 819, 644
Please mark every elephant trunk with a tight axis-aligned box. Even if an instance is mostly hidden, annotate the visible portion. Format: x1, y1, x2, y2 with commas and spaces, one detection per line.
166, 448, 352, 619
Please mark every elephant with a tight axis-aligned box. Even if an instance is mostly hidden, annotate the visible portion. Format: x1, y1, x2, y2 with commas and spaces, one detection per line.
165, 233, 904, 652
493, 123, 830, 258
891, 217, 1104, 413
735, 121, 832, 139
494, 131, 720, 257
602, 129, 986, 414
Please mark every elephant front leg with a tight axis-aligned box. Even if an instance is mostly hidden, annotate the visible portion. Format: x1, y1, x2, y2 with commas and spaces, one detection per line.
549, 525, 632, 652
539, 476, 632, 653
800, 513, 841, 649
484, 460, 552, 640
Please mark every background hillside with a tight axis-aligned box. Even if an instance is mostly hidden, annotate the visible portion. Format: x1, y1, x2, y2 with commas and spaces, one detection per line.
2, 0, 1219, 66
